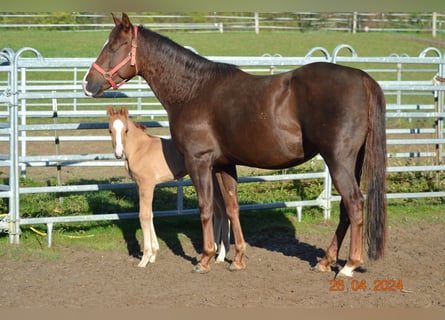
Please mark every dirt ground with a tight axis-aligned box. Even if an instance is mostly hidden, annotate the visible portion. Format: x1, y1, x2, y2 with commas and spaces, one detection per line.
1, 218, 444, 309
0, 128, 444, 311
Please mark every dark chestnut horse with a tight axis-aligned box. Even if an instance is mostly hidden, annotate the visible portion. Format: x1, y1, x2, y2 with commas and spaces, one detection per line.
84, 13, 387, 277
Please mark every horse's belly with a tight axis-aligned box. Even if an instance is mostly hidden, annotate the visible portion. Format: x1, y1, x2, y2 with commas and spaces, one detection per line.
223, 128, 310, 169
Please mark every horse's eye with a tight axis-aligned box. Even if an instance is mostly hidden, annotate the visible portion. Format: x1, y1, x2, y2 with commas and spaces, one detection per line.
108, 41, 128, 53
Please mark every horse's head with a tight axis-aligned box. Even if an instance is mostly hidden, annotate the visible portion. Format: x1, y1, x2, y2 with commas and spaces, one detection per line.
83, 13, 138, 97
107, 105, 129, 159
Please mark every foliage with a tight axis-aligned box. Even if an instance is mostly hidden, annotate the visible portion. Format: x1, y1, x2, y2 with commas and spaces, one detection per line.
1, 164, 441, 220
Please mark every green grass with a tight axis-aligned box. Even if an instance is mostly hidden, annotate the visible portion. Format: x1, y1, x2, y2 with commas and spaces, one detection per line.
1, 202, 444, 262
1, 29, 443, 58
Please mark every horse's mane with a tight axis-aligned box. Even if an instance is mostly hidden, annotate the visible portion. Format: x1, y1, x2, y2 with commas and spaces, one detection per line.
126, 116, 147, 132
139, 26, 240, 79
133, 120, 147, 131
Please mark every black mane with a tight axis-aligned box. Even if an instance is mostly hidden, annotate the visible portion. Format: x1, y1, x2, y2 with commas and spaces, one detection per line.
140, 26, 240, 78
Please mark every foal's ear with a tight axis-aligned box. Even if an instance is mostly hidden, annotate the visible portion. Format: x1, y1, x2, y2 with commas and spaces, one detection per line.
121, 106, 129, 117
106, 105, 115, 117
111, 13, 121, 26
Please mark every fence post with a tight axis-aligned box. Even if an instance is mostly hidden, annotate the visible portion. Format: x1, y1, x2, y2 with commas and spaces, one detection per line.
254, 12, 259, 34
8, 47, 42, 244
0, 48, 14, 236
177, 178, 184, 214
432, 12, 437, 38
52, 97, 64, 205
420, 47, 443, 164
352, 12, 358, 34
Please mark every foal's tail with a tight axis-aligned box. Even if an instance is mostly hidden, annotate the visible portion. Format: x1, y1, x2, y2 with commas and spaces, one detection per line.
363, 77, 387, 261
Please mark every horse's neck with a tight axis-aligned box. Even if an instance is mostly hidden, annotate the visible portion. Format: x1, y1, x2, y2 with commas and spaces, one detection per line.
138, 29, 232, 109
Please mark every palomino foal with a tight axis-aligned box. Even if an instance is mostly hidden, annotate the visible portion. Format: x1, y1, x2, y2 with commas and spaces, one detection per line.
107, 106, 229, 267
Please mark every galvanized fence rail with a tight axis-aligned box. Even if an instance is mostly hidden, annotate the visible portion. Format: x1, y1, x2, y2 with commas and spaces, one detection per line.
1, 13, 444, 36
0, 44, 444, 246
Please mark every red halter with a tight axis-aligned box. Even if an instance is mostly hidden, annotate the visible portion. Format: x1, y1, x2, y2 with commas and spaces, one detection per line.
92, 25, 138, 90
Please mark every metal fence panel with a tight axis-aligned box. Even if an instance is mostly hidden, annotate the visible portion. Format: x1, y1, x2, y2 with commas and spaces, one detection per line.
0, 44, 444, 246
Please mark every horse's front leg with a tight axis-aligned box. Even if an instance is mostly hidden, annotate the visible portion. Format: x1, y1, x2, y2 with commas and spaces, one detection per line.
137, 186, 159, 267
187, 159, 216, 273
215, 168, 246, 271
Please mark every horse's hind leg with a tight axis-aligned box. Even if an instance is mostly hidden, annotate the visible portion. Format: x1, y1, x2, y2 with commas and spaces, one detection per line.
314, 201, 349, 272
316, 160, 364, 277
215, 168, 246, 271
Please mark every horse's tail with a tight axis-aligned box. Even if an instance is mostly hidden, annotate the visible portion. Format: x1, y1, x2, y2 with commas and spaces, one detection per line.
363, 76, 387, 261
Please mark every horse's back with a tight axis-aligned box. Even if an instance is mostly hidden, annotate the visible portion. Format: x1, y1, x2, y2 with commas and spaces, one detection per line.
203, 62, 375, 168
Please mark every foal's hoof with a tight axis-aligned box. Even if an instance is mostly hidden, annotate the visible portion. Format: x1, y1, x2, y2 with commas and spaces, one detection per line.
337, 265, 355, 278
228, 260, 246, 272
312, 262, 332, 273
192, 262, 211, 274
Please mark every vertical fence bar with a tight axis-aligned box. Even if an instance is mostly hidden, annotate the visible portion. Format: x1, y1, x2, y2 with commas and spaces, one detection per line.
20, 67, 27, 176
254, 12, 259, 34
52, 97, 63, 202
352, 12, 358, 34
437, 60, 444, 163
177, 178, 184, 214
73, 67, 78, 111
0, 48, 13, 236
432, 12, 437, 38
9, 50, 20, 243
8, 47, 42, 244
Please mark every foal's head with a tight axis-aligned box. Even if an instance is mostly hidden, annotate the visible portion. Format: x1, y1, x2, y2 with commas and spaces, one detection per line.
107, 106, 129, 159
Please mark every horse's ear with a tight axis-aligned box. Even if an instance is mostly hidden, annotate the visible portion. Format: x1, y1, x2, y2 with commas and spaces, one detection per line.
111, 13, 121, 26
107, 105, 115, 117
121, 13, 132, 31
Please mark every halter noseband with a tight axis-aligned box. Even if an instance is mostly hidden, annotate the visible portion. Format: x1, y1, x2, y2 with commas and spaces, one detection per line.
92, 25, 139, 90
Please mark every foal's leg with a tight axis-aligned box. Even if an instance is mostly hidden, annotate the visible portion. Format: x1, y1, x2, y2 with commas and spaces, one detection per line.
215, 168, 246, 271
216, 213, 230, 263
316, 162, 364, 277
137, 186, 159, 267
213, 178, 230, 263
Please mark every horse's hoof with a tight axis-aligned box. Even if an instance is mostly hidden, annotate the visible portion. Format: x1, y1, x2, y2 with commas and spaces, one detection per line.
312, 262, 332, 273
192, 263, 211, 274
228, 261, 246, 271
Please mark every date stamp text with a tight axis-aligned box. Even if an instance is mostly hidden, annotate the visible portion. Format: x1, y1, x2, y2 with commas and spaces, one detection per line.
329, 279, 404, 292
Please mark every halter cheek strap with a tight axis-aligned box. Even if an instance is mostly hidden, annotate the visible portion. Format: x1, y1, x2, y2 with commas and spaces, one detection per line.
92, 25, 138, 90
